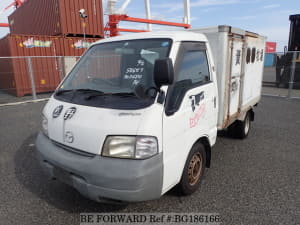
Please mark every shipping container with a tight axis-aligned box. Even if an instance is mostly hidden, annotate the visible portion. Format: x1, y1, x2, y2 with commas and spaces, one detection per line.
61, 36, 100, 56
8, 0, 104, 37
0, 37, 14, 95
265, 42, 277, 53
61, 37, 101, 74
0, 34, 100, 96
264, 53, 276, 67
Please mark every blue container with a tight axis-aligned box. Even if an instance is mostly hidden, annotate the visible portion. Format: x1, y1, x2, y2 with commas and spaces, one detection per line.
264, 53, 276, 67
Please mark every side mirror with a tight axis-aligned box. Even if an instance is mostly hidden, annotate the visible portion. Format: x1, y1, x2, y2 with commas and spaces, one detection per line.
154, 58, 174, 88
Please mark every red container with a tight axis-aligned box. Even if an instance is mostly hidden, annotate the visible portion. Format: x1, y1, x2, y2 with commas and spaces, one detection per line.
8, 0, 104, 37
265, 42, 277, 53
59, 37, 101, 77
0, 35, 62, 96
0, 34, 101, 96
0, 37, 14, 95
61, 36, 100, 56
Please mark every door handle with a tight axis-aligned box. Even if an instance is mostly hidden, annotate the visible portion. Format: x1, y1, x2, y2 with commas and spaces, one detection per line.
213, 96, 216, 108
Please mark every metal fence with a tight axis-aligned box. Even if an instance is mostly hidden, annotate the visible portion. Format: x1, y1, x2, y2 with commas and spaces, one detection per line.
262, 51, 300, 99
1, 53, 300, 105
0, 56, 80, 105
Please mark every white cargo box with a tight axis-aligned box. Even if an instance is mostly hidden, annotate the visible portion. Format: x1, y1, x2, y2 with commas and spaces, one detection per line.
192, 25, 266, 129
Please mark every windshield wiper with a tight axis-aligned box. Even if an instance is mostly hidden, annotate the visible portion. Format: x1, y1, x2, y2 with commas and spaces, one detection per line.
111, 92, 136, 96
75, 88, 104, 93
55, 88, 103, 99
55, 88, 104, 96
85, 92, 135, 100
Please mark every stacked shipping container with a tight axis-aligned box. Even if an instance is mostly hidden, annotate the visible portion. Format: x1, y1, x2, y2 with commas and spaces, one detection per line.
265, 42, 277, 53
0, 35, 100, 96
264, 42, 277, 67
0, 0, 104, 96
8, 0, 104, 37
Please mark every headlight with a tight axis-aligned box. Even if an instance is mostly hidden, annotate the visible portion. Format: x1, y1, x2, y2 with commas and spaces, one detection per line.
102, 136, 158, 159
135, 136, 158, 159
42, 115, 48, 137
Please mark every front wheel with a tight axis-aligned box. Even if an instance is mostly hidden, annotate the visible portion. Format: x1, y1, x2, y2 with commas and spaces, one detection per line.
178, 143, 206, 195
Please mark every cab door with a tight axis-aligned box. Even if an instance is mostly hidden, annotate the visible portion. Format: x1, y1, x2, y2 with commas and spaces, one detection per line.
162, 42, 217, 192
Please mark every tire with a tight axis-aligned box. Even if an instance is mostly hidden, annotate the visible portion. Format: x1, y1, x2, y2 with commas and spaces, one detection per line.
228, 111, 251, 139
178, 143, 206, 195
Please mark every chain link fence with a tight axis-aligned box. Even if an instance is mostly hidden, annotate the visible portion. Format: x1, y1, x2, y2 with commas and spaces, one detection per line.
1, 53, 300, 105
262, 51, 300, 99
0, 56, 80, 105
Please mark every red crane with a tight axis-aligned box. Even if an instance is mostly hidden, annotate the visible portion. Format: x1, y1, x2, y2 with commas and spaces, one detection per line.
105, 14, 191, 37
104, 0, 191, 37
0, 0, 26, 27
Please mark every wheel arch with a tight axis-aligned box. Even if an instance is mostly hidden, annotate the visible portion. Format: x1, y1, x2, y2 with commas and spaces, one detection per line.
237, 107, 255, 122
195, 136, 211, 168
249, 108, 255, 121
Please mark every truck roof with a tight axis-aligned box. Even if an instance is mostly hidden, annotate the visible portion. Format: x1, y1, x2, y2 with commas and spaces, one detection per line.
92, 31, 208, 46
191, 25, 264, 39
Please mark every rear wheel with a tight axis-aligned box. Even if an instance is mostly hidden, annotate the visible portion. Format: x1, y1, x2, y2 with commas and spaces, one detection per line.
228, 111, 251, 139
178, 143, 206, 195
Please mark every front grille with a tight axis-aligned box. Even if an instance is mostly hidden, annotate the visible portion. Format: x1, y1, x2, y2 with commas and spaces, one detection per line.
52, 140, 96, 158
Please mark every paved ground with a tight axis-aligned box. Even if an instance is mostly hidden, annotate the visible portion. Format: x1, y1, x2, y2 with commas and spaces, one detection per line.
0, 97, 299, 225
262, 67, 300, 98
262, 87, 300, 98
0, 90, 51, 105
263, 67, 276, 83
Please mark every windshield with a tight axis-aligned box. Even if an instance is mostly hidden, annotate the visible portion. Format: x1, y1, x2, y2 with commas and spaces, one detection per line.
59, 39, 172, 95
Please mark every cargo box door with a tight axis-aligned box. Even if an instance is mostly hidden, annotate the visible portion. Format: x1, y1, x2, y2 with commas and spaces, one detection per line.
228, 39, 243, 116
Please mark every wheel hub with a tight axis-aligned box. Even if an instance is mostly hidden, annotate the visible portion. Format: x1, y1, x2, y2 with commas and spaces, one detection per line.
244, 115, 250, 135
188, 152, 203, 186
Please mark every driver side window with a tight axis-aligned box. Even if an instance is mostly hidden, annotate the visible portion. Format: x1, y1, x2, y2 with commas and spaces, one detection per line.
166, 48, 210, 115
177, 50, 210, 85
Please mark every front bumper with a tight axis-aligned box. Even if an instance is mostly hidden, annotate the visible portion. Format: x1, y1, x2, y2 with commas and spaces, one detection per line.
35, 132, 163, 202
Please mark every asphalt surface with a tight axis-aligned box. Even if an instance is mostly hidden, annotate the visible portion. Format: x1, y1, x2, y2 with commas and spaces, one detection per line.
263, 67, 276, 83
0, 90, 51, 104
0, 96, 299, 225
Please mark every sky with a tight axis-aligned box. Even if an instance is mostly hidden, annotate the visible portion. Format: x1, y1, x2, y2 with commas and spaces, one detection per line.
0, 0, 300, 51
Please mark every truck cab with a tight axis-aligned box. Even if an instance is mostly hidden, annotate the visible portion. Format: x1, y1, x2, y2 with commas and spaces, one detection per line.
36, 29, 262, 203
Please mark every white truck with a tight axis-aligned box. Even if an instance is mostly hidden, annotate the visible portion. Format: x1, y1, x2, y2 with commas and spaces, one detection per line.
36, 25, 266, 203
